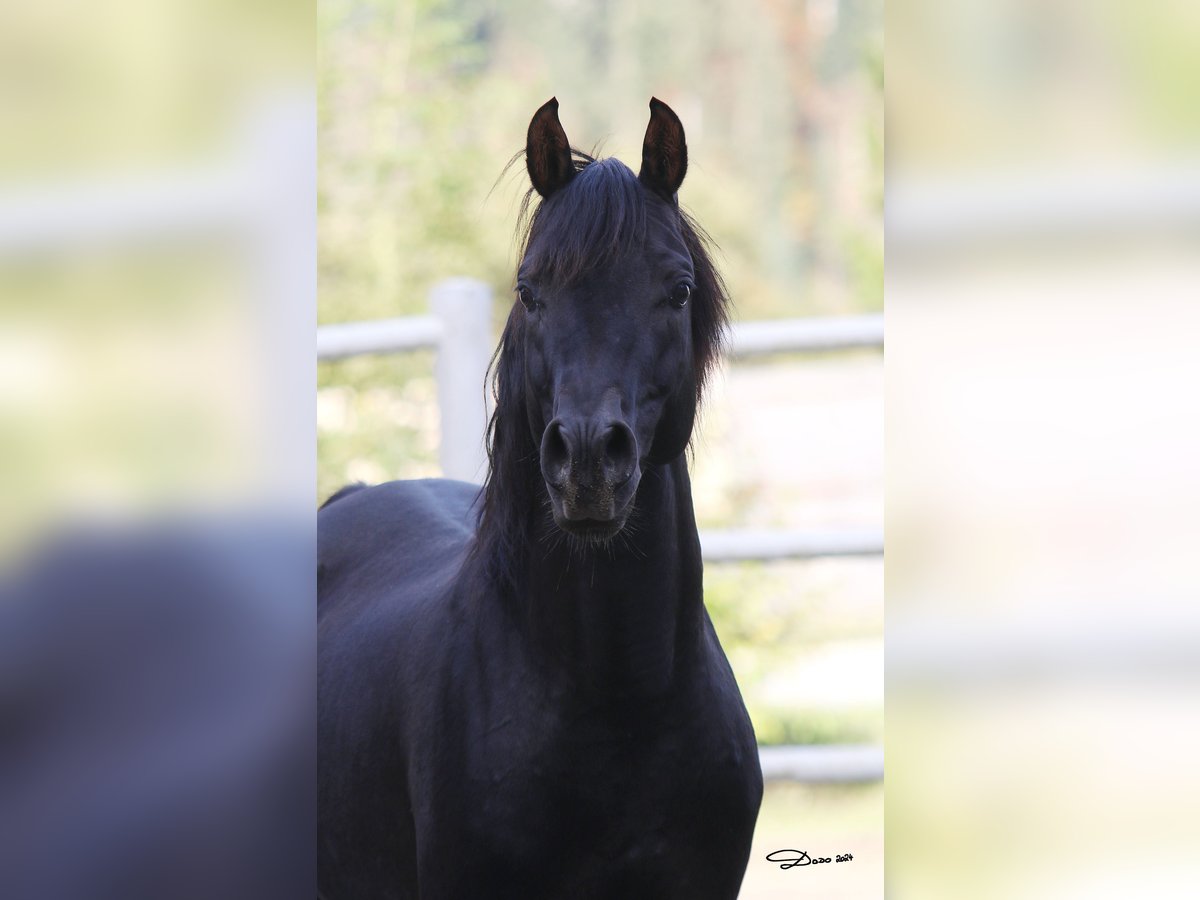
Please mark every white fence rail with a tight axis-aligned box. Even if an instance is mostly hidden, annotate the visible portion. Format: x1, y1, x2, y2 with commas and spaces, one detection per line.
701, 528, 884, 562
316, 308, 886, 361
317, 281, 886, 507
317, 315, 443, 357
730, 314, 884, 357
759, 744, 883, 783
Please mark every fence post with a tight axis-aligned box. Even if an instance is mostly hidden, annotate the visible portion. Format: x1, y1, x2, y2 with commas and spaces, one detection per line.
430, 278, 492, 483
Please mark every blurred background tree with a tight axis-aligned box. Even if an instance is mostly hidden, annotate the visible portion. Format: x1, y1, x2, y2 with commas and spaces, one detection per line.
319, 0, 882, 328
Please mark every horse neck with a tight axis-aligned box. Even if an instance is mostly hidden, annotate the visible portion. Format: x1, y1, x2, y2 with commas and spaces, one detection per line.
521, 455, 705, 698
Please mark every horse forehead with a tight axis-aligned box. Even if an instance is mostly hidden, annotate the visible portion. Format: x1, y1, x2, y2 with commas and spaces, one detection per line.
554, 272, 659, 325
525, 201, 689, 281
568, 234, 691, 296
580, 257, 654, 294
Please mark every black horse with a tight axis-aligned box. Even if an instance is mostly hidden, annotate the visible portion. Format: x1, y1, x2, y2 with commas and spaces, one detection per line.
318, 97, 762, 899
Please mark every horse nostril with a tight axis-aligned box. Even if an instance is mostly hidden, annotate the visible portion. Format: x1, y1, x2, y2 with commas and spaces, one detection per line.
600, 423, 637, 486
540, 420, 572, 488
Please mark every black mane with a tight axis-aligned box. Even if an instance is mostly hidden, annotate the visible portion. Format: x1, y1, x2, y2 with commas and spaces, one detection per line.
471, 149, 731, 594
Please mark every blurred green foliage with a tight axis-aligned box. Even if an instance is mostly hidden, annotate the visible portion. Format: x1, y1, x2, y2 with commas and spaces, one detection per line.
319, 0, 882, 321
706, 559, 883, 745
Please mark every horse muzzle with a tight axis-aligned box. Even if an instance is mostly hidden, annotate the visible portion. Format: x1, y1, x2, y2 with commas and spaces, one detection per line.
539, 417, 640, 539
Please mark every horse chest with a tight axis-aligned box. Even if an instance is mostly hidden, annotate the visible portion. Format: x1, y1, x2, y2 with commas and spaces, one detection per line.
437, 678, 760, 898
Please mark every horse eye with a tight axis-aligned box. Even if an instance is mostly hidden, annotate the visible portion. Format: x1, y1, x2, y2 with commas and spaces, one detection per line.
669, 282, 692, 308
517, 286, 538, 312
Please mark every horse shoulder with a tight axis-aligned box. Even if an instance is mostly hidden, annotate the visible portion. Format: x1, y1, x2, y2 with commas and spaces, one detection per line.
317, 479, 485, 896
317, 477, 482, 698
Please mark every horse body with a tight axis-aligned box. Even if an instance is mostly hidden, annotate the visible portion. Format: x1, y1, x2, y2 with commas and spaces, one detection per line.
319, 466, 758, 899
319, 98, 762, 899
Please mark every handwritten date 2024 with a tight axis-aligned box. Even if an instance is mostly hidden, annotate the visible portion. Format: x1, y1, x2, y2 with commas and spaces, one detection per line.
765, 849, 853, 870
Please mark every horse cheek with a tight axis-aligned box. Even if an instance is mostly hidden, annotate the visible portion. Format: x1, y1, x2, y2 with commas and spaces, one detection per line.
646, 382, 696, 465
522, 342, 552, 442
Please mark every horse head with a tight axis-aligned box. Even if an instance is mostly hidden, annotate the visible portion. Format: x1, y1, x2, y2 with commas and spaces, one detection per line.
499, 97, 725, 543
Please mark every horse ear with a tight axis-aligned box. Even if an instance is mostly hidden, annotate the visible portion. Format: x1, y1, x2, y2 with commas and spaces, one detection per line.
639, 97, 688, 200
526, 97, 575, 198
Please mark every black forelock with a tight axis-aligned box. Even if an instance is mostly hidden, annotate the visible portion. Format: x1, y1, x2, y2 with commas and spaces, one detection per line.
517, 154, 648, 285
